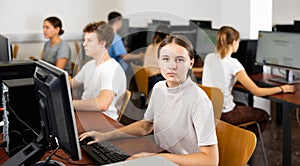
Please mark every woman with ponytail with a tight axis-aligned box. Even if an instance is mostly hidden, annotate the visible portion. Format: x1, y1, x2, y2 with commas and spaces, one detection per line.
202, 26, 295, 135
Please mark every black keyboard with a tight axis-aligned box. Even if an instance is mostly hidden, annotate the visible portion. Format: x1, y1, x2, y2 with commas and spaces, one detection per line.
254, 80, 276, 88
80, 137, 130, 165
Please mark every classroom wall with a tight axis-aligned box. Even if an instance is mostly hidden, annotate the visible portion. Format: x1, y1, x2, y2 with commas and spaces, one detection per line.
273, 0, 300, 24
1, 0, 110, 35
2, 0, 300, 36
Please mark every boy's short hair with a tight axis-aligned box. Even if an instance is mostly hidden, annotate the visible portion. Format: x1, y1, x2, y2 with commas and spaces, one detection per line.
83, 21, 114, 49
108, 11, 122, 25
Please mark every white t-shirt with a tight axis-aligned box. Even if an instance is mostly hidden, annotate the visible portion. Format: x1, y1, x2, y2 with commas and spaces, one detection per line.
202, 53, 244, 113
74, 58, 126, 120
144, 77, 217, 154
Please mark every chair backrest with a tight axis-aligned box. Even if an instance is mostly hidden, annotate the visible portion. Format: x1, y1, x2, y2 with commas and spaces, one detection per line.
74, 41, 80, 55
216, 120, 257, 166
117, 90, 132, 122
198, 84, 223, 120
13, 44, 19, 59
131, 62, 149, 97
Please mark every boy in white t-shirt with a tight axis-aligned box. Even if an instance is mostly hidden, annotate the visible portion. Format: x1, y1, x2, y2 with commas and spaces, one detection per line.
71, 21, 126, 120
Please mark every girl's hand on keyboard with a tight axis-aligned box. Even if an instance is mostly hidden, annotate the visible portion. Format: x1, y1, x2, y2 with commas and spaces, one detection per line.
79, 130, 108, 145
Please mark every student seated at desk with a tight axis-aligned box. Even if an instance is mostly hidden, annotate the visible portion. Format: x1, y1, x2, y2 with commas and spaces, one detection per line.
30, 16, 72, 74
143, 25, 170, 92
108, 12, 143, 74
80, 35, 219, 166
71, 21, 126, 121
202, 26, 295, 135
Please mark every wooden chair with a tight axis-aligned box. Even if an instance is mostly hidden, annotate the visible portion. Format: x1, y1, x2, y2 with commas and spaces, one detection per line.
198, 84, 268, 166
13, 44, 19, 59
131, 62, 149, 98
197, 84, 223, 120
216, 120, 257, 166
117, 90, 132, 122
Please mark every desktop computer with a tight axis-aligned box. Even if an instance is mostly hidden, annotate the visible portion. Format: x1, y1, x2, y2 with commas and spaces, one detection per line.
2, 78, 40, 157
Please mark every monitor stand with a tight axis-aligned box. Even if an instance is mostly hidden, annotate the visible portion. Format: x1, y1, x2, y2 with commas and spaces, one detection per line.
268, 70, 300, 84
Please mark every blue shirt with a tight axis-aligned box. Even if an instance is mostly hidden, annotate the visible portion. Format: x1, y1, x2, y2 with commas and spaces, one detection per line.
108, 33, 128, 71
108, 33, 127, 62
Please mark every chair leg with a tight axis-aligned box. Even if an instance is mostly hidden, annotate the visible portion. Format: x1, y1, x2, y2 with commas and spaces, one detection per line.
256, 122, 268, 166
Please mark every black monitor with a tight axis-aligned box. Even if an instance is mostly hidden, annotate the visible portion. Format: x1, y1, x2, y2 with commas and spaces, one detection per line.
294, 20, 300, 31
0, 34, 12, 61
3, 60, 82, 165
273, 24, 297, 32
232, 39, 263, 75
189, 20, 212, 29
256, 31, 300, 84
126, 27, 148, 53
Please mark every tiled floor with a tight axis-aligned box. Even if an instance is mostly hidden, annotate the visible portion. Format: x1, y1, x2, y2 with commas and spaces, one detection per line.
125, 95, 300, 166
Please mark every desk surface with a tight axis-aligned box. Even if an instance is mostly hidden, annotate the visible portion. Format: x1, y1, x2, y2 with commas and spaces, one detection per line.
234, 73, 300, 106
0, 111, 162, 165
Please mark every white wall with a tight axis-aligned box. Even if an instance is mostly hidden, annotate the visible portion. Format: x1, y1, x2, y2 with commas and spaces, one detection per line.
2, 0, 299, 35
1, 0, 111, 35
273, 0, 300, 24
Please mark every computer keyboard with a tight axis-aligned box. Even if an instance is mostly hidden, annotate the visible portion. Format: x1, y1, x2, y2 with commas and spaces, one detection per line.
254, 80, 276, 88
80, 137, 130, 165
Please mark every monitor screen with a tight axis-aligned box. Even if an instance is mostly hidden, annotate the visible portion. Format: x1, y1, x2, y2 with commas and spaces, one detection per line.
3, 60, 82, 165
256, 31, 300, 84
0, 34, 12, 61
195, 28, 218, 59
256, 31, 300, 70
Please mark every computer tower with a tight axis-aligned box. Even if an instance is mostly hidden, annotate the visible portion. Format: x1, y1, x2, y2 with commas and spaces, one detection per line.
0, 60, 35, 125
2, 78, 40, 157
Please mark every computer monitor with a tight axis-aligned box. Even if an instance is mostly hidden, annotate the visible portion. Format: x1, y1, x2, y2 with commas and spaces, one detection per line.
256, 31, 300, 84
189, 20, 212, 29
3, 60, 82, 165
195, 28, 218, 59
146, 20, 171, 45
126, 27, 148, 53
171, 25, 198, 50
0, 34, 12, 61
232, 39, 263, 75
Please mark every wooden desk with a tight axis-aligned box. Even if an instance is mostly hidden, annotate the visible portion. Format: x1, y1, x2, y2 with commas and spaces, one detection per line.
234, 73, 300, 166
0, 111, 162, 165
